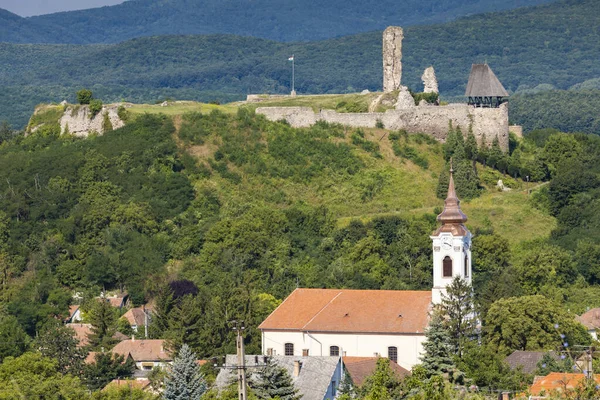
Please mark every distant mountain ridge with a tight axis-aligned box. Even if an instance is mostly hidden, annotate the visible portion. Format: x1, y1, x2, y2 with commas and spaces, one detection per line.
0, 0, 555, 43
0, 0, 598, 134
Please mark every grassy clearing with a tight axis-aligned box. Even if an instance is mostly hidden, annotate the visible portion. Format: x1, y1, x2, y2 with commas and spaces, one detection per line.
127, 101, 238, 116
27, 104, 64, 131
244, 93, 381, 113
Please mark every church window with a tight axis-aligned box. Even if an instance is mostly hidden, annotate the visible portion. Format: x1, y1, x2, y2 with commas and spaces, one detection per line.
388, 346, 398, 363
284, 343, 294, 356
330, 346, 340, 356
443, 256, 453, 277
464, 255, 469, 277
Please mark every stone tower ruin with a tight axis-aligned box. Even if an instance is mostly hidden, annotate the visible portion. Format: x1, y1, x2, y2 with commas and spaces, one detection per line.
382, 26, 403, 92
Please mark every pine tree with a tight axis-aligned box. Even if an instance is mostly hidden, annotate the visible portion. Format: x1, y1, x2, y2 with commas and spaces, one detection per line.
163, 343, 207, 400
420, 311, 455, 378
250, 358, 300, 400
464, 130, 478, 161
34, 322, 86, 375
88, 298, 117, 349
440, 277, 477, 358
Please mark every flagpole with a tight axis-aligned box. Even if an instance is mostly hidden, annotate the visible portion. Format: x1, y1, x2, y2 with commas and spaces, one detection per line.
292, 55, 295, 95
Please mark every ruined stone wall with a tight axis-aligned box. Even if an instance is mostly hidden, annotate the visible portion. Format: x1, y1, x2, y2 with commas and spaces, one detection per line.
382, 27, 403, 93
256, 104, 509, 151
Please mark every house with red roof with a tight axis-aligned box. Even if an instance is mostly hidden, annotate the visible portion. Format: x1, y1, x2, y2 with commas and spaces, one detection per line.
517, 372, 600, 399
111, 339, 172, 376
259, 168, 473, 370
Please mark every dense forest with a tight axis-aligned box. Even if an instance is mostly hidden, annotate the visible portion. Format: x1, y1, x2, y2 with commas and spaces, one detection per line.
0, 0, 599, 131
1, 102, 600, 396
0, 0, 553, 44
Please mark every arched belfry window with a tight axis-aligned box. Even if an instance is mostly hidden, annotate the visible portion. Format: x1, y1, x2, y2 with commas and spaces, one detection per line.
464, 255, 469, 277
443, 256, 453, 278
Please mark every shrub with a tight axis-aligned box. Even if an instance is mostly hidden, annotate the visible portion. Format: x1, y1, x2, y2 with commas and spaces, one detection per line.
76, 89, 93, 105
375, 119, 384, 129
89, 99, 103, 118
117, 105, 129, 122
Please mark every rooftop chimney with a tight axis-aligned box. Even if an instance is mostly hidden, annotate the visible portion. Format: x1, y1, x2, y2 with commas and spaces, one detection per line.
293, 360, 302, 377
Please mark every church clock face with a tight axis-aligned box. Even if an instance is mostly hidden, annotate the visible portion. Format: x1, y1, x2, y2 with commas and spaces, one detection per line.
441, 236, 452, 250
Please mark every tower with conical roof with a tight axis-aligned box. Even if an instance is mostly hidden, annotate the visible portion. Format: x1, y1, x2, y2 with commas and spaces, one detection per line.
430, 162, 472, 304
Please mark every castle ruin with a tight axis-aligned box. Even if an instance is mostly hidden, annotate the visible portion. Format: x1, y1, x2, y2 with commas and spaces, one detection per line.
383, 26, 404, 93
256, 26, 509, 151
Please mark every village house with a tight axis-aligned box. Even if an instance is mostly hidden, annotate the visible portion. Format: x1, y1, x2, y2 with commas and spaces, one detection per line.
343, 357, 410, 386
111, 339, 172, 377
259, 167, 472, 370
504, 351, 559, 375
122, 306, 151, 335
576, 308, 600, 340
517, 372, 600, 399
215, 355, 342, 400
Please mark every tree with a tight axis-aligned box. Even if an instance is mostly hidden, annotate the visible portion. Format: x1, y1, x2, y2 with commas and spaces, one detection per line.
440, 277, 476, 358
535, 351, 574, 376
92, 384, 158, 400
84, 352, 135, 391
464, 130, 478, 161
249, 357, 299, 400
359, 357, 401, 400
420, 310, 455, 378
34, 322, 86, 375
0, 352, 90, 399
90, 99, 104, 118
484, 295, 591, 354
77, 89, 94, 105
0, 121, 12, 144
163, 344, 207, 400
87, 299, 118, 349
0, 314, 30, 362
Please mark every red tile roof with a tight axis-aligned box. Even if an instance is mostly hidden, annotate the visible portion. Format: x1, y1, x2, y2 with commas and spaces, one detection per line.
66, 323, 92, 347
526, 373, 600, 396
258, 288, 431, 334
344, 357, 410, 386
577, 308, 600, 330
112, 339, 172, 362
123, 308, 147, 326
85, 351, 99, 365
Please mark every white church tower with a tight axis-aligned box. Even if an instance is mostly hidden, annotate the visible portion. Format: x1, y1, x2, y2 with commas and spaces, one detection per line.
430, 164, 472, 305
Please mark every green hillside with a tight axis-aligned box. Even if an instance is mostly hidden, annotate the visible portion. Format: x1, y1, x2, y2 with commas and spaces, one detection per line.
0, 0, 598, 131
0, 0, 553, 44
2, 101, 600, 396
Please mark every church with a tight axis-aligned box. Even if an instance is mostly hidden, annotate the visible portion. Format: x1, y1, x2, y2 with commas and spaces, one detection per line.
258, 166, 472, 370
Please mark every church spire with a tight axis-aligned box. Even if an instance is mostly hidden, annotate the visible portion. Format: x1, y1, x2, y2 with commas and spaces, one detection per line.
435, 160, 468, 235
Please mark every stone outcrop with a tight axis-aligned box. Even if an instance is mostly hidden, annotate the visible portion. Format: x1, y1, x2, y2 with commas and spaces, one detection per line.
395, 86, 415, 109
256, 103, 509, 151
422, 66, 439, 94
382, 27, 403, 93
60, 104, 125, 137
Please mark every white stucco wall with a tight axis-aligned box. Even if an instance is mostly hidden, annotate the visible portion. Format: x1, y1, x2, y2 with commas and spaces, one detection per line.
430, 233, 472, 304
262, 331, 425, 370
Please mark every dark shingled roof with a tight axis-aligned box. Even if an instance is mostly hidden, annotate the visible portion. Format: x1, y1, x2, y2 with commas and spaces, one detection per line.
505, 351, 559, 375
465, 64, 509, 97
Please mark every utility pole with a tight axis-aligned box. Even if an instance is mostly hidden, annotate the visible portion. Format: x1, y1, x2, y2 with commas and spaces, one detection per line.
232, 320, 248, 400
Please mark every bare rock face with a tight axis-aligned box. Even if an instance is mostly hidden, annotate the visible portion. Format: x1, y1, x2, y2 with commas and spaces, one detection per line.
422, 66, 438, 94
395, 86, 415, 109
383, 26, 403, 93
60, 104, 125, 137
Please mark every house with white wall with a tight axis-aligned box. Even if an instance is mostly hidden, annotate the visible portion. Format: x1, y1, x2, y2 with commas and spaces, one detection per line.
259, 165, 472, 370
111, 339, 172, 376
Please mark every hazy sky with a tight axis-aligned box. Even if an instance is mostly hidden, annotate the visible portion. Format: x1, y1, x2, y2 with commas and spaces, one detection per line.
0, 0, 125, 17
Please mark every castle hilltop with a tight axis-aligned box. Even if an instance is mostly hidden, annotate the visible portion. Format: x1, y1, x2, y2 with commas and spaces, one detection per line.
256, 26, 510, 151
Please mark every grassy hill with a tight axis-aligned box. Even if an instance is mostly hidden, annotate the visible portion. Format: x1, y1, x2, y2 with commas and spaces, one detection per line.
14, 99, 600, 361
0, 0, 553, 44
1, 0, 599, 132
